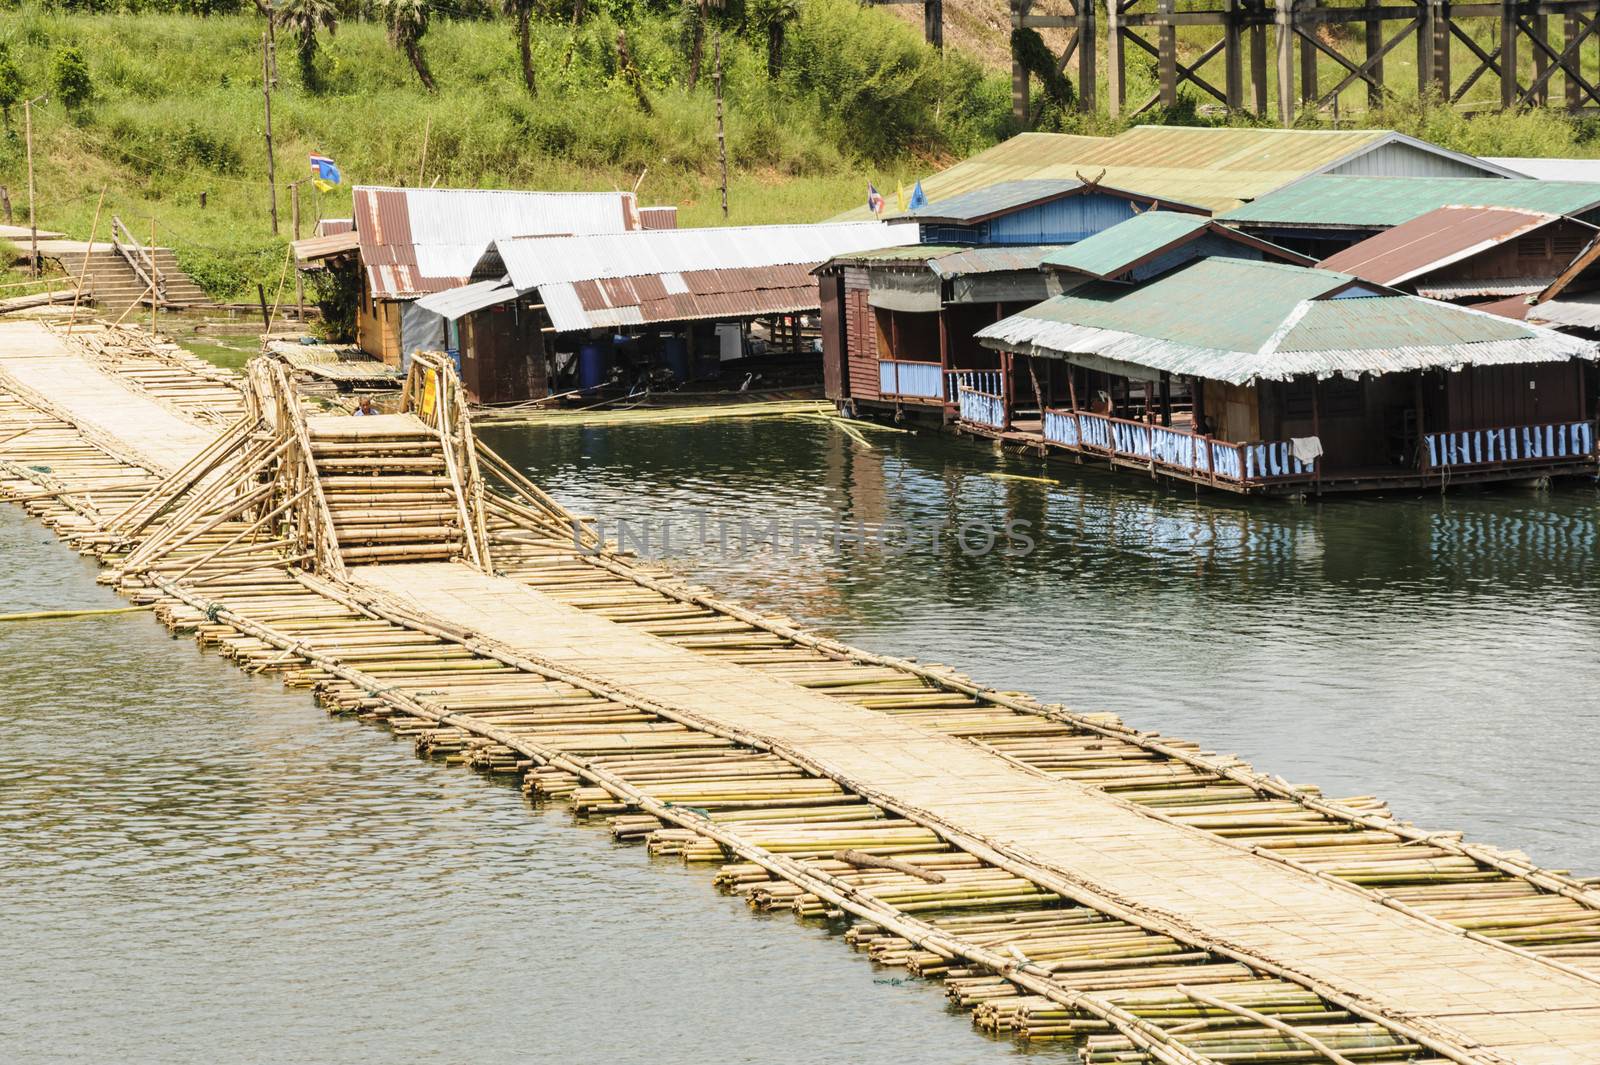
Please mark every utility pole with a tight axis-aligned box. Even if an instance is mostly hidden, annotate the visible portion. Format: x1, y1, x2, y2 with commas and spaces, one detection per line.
24, 96, 42, 278
263, 32, 278, 235
714, 34, 728, 220
291, 180, 303, 323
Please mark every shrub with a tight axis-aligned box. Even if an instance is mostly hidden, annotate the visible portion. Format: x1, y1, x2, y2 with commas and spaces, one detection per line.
51, 45, 92, 110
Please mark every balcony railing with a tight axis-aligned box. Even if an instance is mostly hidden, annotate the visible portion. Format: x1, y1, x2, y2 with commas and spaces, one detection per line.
1424, 419, 1597, 470
1043, 408, 1315, 484
877, 359, 944, 401
951, 371, 1007, 429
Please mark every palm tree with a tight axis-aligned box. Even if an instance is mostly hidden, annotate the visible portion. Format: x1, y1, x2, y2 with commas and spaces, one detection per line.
503, 0, 537, 95
279, 0, 338, 90
377, 0, 437, 93
749, 0, 799, 79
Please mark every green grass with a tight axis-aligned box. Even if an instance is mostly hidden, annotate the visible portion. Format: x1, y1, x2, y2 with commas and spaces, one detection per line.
5, 2, 1600, 305
0, 1, 1010, 300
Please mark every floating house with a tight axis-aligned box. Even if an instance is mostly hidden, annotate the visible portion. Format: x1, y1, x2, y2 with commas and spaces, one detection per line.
1225, 179, 1600, 260
968, 254, 1598, 494
835, 126, 1519, 220
293, 187, 662, 366
818, 181, 1211, 418
1317, 206, 1600, 303
410, 222, 914, 404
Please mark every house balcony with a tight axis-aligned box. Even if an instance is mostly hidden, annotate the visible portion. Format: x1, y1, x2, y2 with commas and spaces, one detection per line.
877, 359, 945, 403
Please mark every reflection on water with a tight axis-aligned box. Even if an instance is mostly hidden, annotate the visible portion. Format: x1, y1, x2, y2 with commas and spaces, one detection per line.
487, 417, 1600, 874
0, 507, 1060, 1064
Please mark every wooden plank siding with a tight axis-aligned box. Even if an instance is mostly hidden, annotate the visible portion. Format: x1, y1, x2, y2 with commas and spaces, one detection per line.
843, 269, 879, 402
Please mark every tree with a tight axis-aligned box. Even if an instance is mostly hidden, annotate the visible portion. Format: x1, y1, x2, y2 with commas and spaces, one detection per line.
51, 47, 93, 112
749, 0, 799, 79
503, 0, 537, 95
0, 42, 22, 132
279, 0, 339, 91
377, 0, 437, 92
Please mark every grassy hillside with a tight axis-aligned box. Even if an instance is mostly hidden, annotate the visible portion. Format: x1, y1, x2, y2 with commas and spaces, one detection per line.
4, 1, 1600, 304
0, 0, 1011, 299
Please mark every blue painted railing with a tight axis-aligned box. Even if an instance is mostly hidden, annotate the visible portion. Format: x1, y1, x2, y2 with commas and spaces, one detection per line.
1043, 408, 1313, 485
952, 371, 1007, 429
1424, 420, 1596, 470
877, 359, 944, 401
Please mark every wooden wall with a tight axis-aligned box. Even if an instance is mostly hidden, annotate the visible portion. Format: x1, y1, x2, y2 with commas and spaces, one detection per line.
819, 275, 847, 401
460, 304, 547, 404
842, 269, 879, 402
1443, 362, 1587, 429
356, 281, 402, 366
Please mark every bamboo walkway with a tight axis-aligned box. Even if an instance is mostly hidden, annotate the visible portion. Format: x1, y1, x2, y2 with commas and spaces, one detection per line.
5, 328, 1600, 1064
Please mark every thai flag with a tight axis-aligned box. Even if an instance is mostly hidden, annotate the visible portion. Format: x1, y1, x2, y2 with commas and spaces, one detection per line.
309, 153, 341, 184
866, 182, 886, 216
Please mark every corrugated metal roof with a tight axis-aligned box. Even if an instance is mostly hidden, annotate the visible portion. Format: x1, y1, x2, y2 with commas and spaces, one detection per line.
413, 279, 517, 320
494, 222, 916, 332
1317, 206, 1570, 285
974, 257, 1596, 383
835, 126, 1516, 220
825, 244, 1065, 276
891, 179, 1087, 224
1220, 175, 1600, 229
1415, 277, 1552, 299
491, 222, 914, 290
1526, 292, 1600, 329
1042, 212, 1211, 277
1485, 157, 1600, 182
314, 218, 354, 236
639, 205, 678, 230
354, 186, 641, 299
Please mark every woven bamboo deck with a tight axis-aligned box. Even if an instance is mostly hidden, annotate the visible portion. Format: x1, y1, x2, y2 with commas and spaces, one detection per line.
6, 329, 1600, 1064
352, 561, 1600, 1063
0, 320, 216, 473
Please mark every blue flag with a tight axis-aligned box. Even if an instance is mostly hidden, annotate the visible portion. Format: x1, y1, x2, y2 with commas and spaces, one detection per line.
309, 153, 342, 185
908, 181, 927, 210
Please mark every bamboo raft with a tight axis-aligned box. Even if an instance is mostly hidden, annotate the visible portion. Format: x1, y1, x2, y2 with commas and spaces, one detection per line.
3, 320, 1600, 1064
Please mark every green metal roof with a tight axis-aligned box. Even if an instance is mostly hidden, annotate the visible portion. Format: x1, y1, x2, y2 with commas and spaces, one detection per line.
1276, 294, 1532, 351
829, 244, 1067, 276
974, 257, 1593, 383
1042, 212, 1212, 276
1221, 175, 1600, 229
1011, 259, 1356, 354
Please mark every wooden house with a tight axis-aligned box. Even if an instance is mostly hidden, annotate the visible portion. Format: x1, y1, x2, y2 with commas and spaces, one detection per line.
1220, 176, 1600, 258
1317, 206, 1600, 304
968, 255, 1598, 494
817, 180, 1210, 419
293, 187, 653, 367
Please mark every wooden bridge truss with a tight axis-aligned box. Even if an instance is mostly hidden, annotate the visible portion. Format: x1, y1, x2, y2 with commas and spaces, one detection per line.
876, 0, 1600, 123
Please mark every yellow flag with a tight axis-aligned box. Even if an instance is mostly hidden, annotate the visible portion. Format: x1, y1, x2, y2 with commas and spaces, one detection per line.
896, 184, 909, 211
421, 369, 438, 417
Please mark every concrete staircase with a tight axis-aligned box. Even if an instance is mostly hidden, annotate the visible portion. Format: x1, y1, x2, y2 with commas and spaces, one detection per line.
52, 246, 210, 318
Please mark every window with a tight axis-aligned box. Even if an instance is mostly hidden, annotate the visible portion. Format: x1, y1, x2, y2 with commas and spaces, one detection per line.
1516, 235, 1549, 260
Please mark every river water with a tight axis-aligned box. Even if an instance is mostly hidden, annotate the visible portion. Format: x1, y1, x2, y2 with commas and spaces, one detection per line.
3, 417, 1597, 1063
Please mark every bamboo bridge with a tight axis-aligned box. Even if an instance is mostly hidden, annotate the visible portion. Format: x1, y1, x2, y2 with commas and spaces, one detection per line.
3, 316, 1600, 1065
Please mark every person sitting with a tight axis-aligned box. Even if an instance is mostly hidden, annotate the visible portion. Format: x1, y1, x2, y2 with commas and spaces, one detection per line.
1089, 390, 1114, 416
353, 397, 375, 417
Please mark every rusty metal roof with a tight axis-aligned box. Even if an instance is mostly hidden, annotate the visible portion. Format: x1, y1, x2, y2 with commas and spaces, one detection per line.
314, 218, 354, 236
1317, 206, 1578, 285
353, 186, 641, 299
639, 206, 678, 230
485, 221, 914, 332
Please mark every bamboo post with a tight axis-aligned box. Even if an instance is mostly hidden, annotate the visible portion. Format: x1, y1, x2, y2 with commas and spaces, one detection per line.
67, 186, 107, 333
